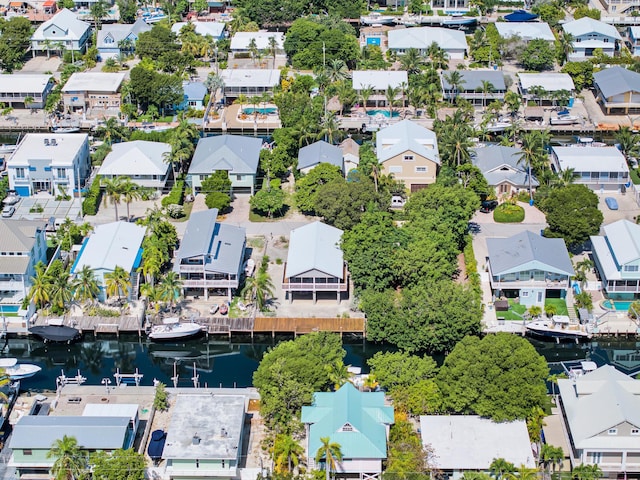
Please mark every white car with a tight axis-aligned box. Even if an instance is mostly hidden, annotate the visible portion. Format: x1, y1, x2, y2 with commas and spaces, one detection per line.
3, 194, 20, 206
2, 205, 15, 218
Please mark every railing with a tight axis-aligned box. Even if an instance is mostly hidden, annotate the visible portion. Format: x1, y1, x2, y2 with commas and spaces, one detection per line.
605, 284, 640, 292
180, 279, 238, 288
490, 280, 569, 289
282, 282, 349, 292
165, 468, 238, 477
0, 279, 25, 291
178, 264, 206, 272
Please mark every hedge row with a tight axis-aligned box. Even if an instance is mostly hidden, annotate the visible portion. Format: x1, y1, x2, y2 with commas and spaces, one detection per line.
161, 180, 184, 207
82, 179, 102, 215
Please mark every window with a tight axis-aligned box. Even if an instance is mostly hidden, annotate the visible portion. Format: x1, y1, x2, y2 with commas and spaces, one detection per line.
23, 450, 32, 456
591, 452, 602, 464
196, 459, 200, 468
608, 428, 618, 435
56, 168, 66, 179
624, 265, 639, 272
415, 166, 427, 173
222, 460, 226, 468
521, 291, 529, 297
389, 165, 402, 173
342, 423, 354, 431
236, 175, 242, 181
403, 155, 414, 162
15, 167, 25, 178
632, 429, 640, 435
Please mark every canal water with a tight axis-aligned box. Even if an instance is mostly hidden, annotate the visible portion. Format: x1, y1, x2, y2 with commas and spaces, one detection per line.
1, 334, 638, 392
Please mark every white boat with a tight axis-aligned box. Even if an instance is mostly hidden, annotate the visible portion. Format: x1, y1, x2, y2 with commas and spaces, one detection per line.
550, 114, 580, 125
52, 126, 81, 133
360, 12, 396, 24
0, 144, 17, 154
148, 318, 205, 341
526, 315, 592, 341
0, 358, 41, 380
484, 120, 512, 132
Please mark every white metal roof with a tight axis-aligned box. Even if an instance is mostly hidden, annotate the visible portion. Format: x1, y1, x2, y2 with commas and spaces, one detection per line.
352, 70, 408, 91
7, 133, 88, 167
519, 73, 575, 92
220, 69, 280, 88
495, 22, 555, 41
83, 403, 139, 421
98, 140, 171, 177
286, 221, 344, 279
376, 119, 439, 164
32, 8, 90, 41
552, 146, 628, 173
63, 72, 126, 93
230, 31, 284, 50
562, 17, 621, 40
172, 21, 225, 38
0, 74, 52, 94
419, 416, 535, 470
600, 219, 640, 266
388, 27, 468, 51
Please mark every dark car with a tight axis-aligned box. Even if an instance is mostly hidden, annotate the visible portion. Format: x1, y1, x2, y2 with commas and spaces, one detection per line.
480, 200, 498, 213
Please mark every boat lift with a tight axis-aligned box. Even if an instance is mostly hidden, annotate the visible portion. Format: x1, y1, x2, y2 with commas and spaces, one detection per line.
113, 368, 143, 387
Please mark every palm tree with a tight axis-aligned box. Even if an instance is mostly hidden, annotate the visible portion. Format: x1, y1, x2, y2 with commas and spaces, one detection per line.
515, 131, 547, 202
326, 360, 350, 390
385, 85, 400, 119
335, 81, 355, 117
325, 59, 350, 83
104, 266, 131, 303
539, 444, 564, 480
444, 70, 466, 101
504, 91, 522, 118
315, 437, 343, 480
49, 271, 71, 313
359, 85, 374, 115
241, 269, 275, 312
479, 80, 495, 107
557, 167, 579, 187
72, 265, 100, 307
527, 305, 542, 318
29, 262, 51, 309
558, 31, 574, 66
318, 112, 343, 144
363, 374, 378, 392
399, 47, 423, 75
89, 0, 107, 31
571, 464, 603, 480
205, 73, 225, 105
615, 126, 640, 164
505, 465, 538, 480
273, 434, 304, 474
248, 38, 258, 66
268, 35, 279, 69
235, 93, 249, 118
489, 458, 516, 480
101, 176, 125, 221
96, 117, 127, 145
158, 271, 183, 310
426, 42, 448, 70
545, 303, 557, 318
47, 435, 87, 480
120, 178, 144, 222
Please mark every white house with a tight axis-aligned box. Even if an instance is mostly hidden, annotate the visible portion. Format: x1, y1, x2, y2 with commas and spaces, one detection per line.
0, 75, 54, 109
551, 146, 629, 192
98, 141, 171, 191
563, 17, 621, 60
31, 8, 91, 56
230, 31, 284, 55
7, 133, 90, 198
171, 21, 225, 40
62, 72, 126, 114
591, 220, 640, 297
518, 73, 576, 103
220, 69, 280, 104
97, 20, 151, 60
388, 27, 467, 59
472, 145, 539, 196
495, 22, 555, 42
352, 70, 408, 109
339, 138, 360, 174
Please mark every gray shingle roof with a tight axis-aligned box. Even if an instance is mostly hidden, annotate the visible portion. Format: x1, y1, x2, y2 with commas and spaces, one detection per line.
594, 66, 640, 99
486, 230, 574, 276
97, 19, 151, 49
189, 135, 262, 175
472, 146, 539, 188
0, 219, 45, 274
297, 141, 343, 171
441, 70, 506, 91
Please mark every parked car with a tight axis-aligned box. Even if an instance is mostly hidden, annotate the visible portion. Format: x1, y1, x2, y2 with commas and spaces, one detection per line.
3, 192, 20, 205
2, 205, 15, 218
605, 197, 619, 210
480, 200, 498, 213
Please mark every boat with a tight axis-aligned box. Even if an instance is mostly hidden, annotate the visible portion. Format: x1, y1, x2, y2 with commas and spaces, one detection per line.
29, 319, 81, 343
148, 430, 166, 464
0, 144, 17, 154
0, 358, 41, 380
442, 15, 477, 26
360, 12, 396, 25
526, 315, 593, 341
484, 120, 512, 132
550, 114, 580, 125
52, 126, 80, 133
148, 318, 205, 341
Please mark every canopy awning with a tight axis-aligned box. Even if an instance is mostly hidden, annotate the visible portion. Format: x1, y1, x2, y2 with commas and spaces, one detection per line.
504, 10, 539, 21
9, 2, 23, 7
43, 1, 55, 7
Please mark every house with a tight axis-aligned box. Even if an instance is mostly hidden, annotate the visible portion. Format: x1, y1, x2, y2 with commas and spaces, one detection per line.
495, 22, 555, 42
518, 73, 575, 104
220, 69, 281, 104
428, 0, 470, 12
472, 145, 539, 196
0, 219, 47, 314
97, 19, 151, 60
593, 66, 640, 114
283, 221, 347, 303
550, 146, 629, 192
31, 8, 91, 56
387, 27, 467, 59
301, 383, 394, 479
173, 209, 246, 301
7, 133, 91, 198
376, 120, 439, 192
486, 230, 575, 307
229, 31, 284, 56
171, 21, 225, 40
591, 220, 640, 298
441, 70, 507, 105
188, 135, 263, 194
297, 141, 344, 174
557, 365, 640, 475
97, 140, 171, 191
352, 70, 408, 109
597, 0, 638, 14
82, 403, 140, 433
339, 138, 360, 174
0, 74, 54, 109
70, 221, 147, 302
419, 416, 535, 480
627, 26, 640, 56
180, 81, 208, 110
562, 17, 621, 60
163, 394, 245, 480
9, 416, 134, 479
62, 72, 126, 114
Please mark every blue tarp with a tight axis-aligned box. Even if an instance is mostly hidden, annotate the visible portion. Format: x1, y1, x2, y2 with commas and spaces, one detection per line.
148, 430, 166, 460
505, 10, 538, 21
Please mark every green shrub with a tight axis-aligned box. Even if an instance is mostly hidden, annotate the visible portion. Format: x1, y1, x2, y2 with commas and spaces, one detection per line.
82, 179, 103, 215
493, 203, 525, 223
162, 180, 184, 207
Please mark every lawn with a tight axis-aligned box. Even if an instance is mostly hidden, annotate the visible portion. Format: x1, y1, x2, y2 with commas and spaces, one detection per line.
631, 167, 640, 185
545, 298, 568, 315
493, 203, 525, 223
496, 300, 527, 321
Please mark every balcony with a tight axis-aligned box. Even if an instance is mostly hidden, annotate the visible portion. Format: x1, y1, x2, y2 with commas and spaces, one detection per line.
165, 468, 238, 478
282, 263, 349, 292
0, 278, 25, 292
177, 264, 205, 273
180, 279, 239, 289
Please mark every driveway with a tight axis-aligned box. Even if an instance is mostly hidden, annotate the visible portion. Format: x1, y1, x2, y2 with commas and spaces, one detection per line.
596, 192, 639, 226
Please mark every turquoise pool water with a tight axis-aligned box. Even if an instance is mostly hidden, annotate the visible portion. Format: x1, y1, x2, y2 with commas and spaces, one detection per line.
602, 299, 633, 311
367, 109, 400, 118
243, 107, 278, 115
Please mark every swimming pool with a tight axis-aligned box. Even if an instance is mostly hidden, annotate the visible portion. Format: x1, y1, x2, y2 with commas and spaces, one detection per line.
242, 107, 278, 115
602, 299, 634, 311
367, 109, 400, 118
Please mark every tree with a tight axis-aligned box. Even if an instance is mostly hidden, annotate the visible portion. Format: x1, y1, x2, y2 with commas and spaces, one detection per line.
436, 333, 549, 421
136, 25, 178, 60
294, 163, 343, 213
0, 17, 32, 72
49, 272, 72, 313
89, 0, 107, 30
490, 458, 516, 480
326, 360, 350, 390
325, 58, 350, 83
539, 184, 603, 248
241, 263, 275, 311
315, 437, 343, 480
561, 61, 594, 91
250, 181, 286, 218
519, 39, 555, 71
29, 262, 51, 309
48, 435, 87, 480
104, 265, 131, 302
72, 265, 100, 306
539, 444, 564, 480
516, 130, 548, 201
158, 271, 182, 310
201, 171, 232, 211
615, 126, 640, 163
557, 31, 574, 65
400, 48, 424, 75
572, 464, 603, 480
91, 449, 145, 480
367, 351, 437, 390
273, 434, 304, 474
479, 80, 495, 107
101, 176, 125, 221
153, 382, 168, 411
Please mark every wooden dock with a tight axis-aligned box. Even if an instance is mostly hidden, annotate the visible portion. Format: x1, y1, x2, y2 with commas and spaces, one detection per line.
34, 316, 143, 336
194, 316, 366, 337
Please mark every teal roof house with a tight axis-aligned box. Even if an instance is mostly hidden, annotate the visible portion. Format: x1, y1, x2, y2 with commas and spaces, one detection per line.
301, 383, 394, 478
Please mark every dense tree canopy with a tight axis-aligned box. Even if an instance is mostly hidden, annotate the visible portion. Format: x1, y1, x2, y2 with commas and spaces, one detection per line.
236, 0, 364, 28
436, 333, 549, 421
91, 449, 145, 480
129, 65, 183, 113
0, 17, 32, 72
367, 351, 437, 389
136, 25, 179, 60
519, 39, 555, 71
295, 163, 343, 213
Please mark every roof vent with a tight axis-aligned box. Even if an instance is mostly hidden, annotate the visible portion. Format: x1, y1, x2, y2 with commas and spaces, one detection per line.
192, 434, 201, 445
51, 139, 57, 146
221, 427, 228, 437
44, 139, 50, 146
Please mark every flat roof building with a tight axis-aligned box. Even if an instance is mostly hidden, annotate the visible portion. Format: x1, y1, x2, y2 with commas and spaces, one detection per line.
0, 74, 54, 109
495, 22, 555, 41
551, 146, 629, 192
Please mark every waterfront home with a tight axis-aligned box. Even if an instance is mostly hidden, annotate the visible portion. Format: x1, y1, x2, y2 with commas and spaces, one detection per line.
359, 24, 398, 51
593, 66, 640, 115
441, 70, 506, 105
9, 416, 134, 479
420, 416, 535, 479
486, 230, 574, 307
352, 70, 408, 109
297, 141, 344, 175
597, 0, 637, 14
173, 209, 246, 301
162, 393, 245, 480
550, 146, 629, 192
31, 8, 91, 56
82, 403, 140, 432
557, 365, 640, 475
7, 133, 90, 198
471, 145, 539, 196
97, 140, 171, 191
301, 382, 394, 479
97, 19, 151, 60
180, 81, 208, 111
188, 135, 262, 194
495, 22, 555, 42
388, 27, 467, 59
62, 72, 126, 115
376, 120, 439, 192
71, 221, 147, 302
429, 0, 470, 11
0, 74, 53, 109
628, 27, 640, 56
220, 69, 280, 104
283, 221, 347, 303
171, 21, 225, 40
563, 17, 621, 60
518, 73, 575, 104
591, 220, 640, 298
0, 219, 47, 314
229, 31, 284, 57
339, 137, 360, 174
